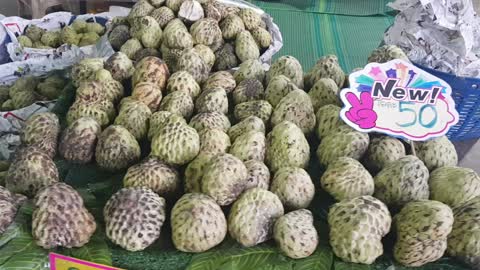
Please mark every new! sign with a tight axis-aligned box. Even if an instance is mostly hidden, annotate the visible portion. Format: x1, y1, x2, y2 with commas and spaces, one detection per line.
339, 60, 459, 141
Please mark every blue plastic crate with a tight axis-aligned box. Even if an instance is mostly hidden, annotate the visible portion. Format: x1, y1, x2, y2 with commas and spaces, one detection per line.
414, 63, 480, 141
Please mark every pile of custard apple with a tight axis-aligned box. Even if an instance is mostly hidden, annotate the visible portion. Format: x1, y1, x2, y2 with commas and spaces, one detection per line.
108, 0, 272, 72
17, 19, 105, 49
0, 72, 67, 111
1, 43, 480, 269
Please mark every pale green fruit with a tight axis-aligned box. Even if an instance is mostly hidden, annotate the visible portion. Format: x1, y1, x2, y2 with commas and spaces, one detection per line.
229, 131, 266, 162
204, 71, 236, 94
234, 58, 265, 84
265, 75, 298, 108
95, 125, 141, 171
305, 55, 345, 89
308, 78, 340, 111
235, 31, 260, 63
189, 112, 231, 133
270, 167, 315, 210
199, 128, 231, 154
271, 89, 316, 134
414, 136, 458, 171
266, 56, 303, 89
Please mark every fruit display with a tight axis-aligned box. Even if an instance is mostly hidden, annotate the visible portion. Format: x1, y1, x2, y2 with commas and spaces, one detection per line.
18, 19, 105, 49
1, 31, 478, 270
0, 73, 67, 111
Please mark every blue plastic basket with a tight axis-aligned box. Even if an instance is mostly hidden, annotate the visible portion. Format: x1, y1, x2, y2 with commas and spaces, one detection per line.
414, 63, 480, 141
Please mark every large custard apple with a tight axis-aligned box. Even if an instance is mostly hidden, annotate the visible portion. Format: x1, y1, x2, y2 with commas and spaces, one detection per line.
199, 128, 231, 154
159, 90, 194, 119
17, 35, 33, 47
229, 131, 266, 162
328, 196, 391, 264
204, 71, 237, 94
95, 125, 141, 171
61, 26, 79, 46
251, 26, 271, 49
133, 56, 170, 91
321, 157, 374, 201
134, 48, 161, 62
184, 152, 216, 193
0, 186, 26, 234
130, 16, 163, 48
128, 0, 155, 23
228, 115, 265, 142
234, 100, 273, 124
21, 112, 60, 158
163, 19, 194, 49
429, 166, 480, 208
120, 38, 144, 59
189, 112, 231, 132
414, 135, 458, 171
266, 56, 303, 89
270, 167, 315, 210
190, 18, 222, 49
66, 101, 111, 128
266, 121, 310, 172
40, 31, 61, 47
177, 48, 209, 84
220, 14, 245, 40
201, 153, 248, 206
151, 120, 200, 165
59, 117, 101, 164
104, 52, 134, 82
374, 155, 429, 207
195, 87, 228, 114
271, 89, 316, 134
232, 79, 264, 105
305, 55, 345, 89
148, 111, 182, 140
228, 188, 284, 247
151, 7, 176, 28
363, 135, 406, 174
171, 193, 227, 252
123, 156, 180, 198
104, 187, 166, 251
25, 25, 46, 42
316, 126, 369, 167
368, 45, 409, 63
315, 104, 348, 139
274, 209, 318, 259
244, 160, 270, 190
233, 59, 265, 83
308, 78, 340, 111
6, 146, 59, 197
33, 183, 96, 248
71, 58, 104, 87
448, 196, 480, 269
108, 25, 131, 51
214, 43, 238, 71
166, 71, 201, 98
132, 82, 163, 112
265, 75, 299, 108
238, 8, 262, 30
394, 200, 453, 267
115, 100, 152, 140
235, 31, 260, 63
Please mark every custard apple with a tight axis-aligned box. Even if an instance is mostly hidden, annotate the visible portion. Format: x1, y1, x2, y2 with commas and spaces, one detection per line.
414, 136, 458, 171
228, 115, 265, 142
133, 56, 170, 90
234, 100, 273, 124
220, 14, 245, 40
194, 44, 215, 69
368, 45, 410, 63
104, 52, 134, 82
0, 186, 26, 234
315, 104, 348, 139
159, 90, 194, 119
115, 100, 152, 140
59, 117, 101, 164
308, 78, 340, 111
167, 71, 201, 98
232, 79, 264, 105
108, 25, 131, 51
189, 112, 231, 132
238, 8, 262, 30
305, 55, 345, 89
95, 125, 141, 171
199, 128, 231, 154
265, 75, 299, 108
233, 59, 265, 83
214, 43, 238, 71
131, 82, 163, 112
204, 71, 236, 93
151, 7, 176, 28
244, 160, 270, 190
251, 27, 272, 49
25, 25, 46, 42
128, 0, 155, 23
363, 135, 406, 174
235, 31, 260, 63
270, 167, 314, 210
266, 56, 303, 89
21, 112, 60, 158
177, 48, 209, 83
271, 89, 316, 134
184, 151, 216, 193
229, 131, 266, 162
195, 87, 228, 114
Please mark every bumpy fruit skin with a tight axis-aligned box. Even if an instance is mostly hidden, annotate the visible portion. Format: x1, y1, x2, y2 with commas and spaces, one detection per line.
151, 121, 200, 165
190, 18, 222, 49
429, 166, 480, 208
328, 196, 391, 264
11, 90, 37, 109
214, 43, 238, 71
59, 117, 101, 164
159, 90, 194, 119
448, 196, 480, 268
131, 16, 163, 49
244, 160, 270, 190
233, 59, 265, 83
163, 19, 194, 50
199, 128, 231, 154
228, 116, 265, 142
123, 157, 180, 198
229, 131, 266, 162
166, 0, 187, 12
95, 125, 141, 171
316, 126, 369, 167
108, 25, 131, 51
271, 89, 316, 134
132, 82, 163, 112
120, 38, 143, 59
189, 112, 231, 132
394, 200, 453, 267
21, 112, 59, 158
374, 155, 429, 207
308, 78, 340, 111
315, 104, 348, 139
133, 56, 170, 91
229, 188, 284, 247
368, 45, 409, 63
128, 0, 155, 22
171, 193, 227, 252
195, 87, 228, 114
115, 100, 152, 140
41, 31, 61, 47
33, 183, 96, 248
363, 135, 406, 174
151, 7, 176, 28
265, 75, 298, 108
201, 153, 248, 206
104, 52, 134, 82
86, 22, 105, 35
18, 35, 33, 47
238, 8, 262, 30
104, 187, 165, 251
305, 55, 345, 89
270, 167, 314, 210
6, 146, 59, 197
0, 187, 26, 234
273, 209, 318, 259
177, 48, 209, 84
167, 71, 201, 98
232, 79, 264, 105
25, 25, 46, 42
414, 136, 458, 171
204, 71, 236, 94
235, 31, 260, 63
321, 157, 374, 201
220, 14, 245, 40
184, 152, 216, 193
251, 27, 271, 49
234, 100, 273, 124
71, 58, 104, 87
266, 121, 310, 172
66, 101, 111, 128
266, 56, 303, 88
148, 111, 184, 140
135, 48, 161, 62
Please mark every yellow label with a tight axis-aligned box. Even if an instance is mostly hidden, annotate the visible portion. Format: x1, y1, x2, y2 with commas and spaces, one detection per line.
50, 253, 123, 270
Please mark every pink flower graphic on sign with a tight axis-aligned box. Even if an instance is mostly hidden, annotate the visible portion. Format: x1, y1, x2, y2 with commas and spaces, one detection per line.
345, 91, 377, 129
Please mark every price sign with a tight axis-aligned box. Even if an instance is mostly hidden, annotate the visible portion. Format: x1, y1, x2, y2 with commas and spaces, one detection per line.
339, 60, 459, 141
50, 253, 122, 270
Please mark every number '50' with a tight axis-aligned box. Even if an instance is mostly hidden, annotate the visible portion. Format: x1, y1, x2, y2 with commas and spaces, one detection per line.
396, 101, 438, 128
